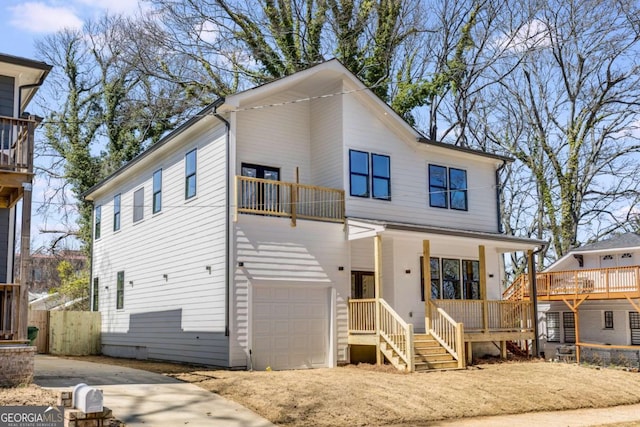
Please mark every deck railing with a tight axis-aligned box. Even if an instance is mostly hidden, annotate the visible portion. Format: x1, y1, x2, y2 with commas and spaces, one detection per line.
0, 116, 35, 172
434, 299, 533, 332
348, 298, 376, 333
505, 266, 640, 300
0, 284, 19, 340
236, 176, 345, 225
428, 301, 464, 368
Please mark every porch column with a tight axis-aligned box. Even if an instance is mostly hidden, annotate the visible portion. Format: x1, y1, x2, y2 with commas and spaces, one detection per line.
479, 245, 488, 333
528, 249, 539, 357
423, 240, 431, 332
374, 234, 382, 365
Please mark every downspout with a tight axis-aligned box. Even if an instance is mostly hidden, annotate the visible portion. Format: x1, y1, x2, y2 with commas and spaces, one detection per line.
211, 99, 230, 337
495, 160, 507, 233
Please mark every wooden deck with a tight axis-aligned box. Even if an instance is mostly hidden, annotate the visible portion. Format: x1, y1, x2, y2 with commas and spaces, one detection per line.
235, 176, 344, 224
0, 116, 36, 208
504, 266, 640, 301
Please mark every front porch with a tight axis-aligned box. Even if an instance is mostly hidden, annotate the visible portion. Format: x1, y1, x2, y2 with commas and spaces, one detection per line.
345, 223, 542, 372
348, 297, 534, 371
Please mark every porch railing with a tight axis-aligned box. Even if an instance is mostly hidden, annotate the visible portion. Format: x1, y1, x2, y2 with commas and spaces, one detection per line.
379, 298, 414, 371
235, 176, 345, 224
428, 301, 464, 368
0, 116, 36, 172
348, 298, 376, 333
505, 266, 640, 301
434, 299, 533, 332
0, 284, 19, 340
348, 298, 414, 371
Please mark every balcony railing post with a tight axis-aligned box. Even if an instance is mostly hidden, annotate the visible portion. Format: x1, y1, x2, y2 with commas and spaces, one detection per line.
290, 183, 297, 227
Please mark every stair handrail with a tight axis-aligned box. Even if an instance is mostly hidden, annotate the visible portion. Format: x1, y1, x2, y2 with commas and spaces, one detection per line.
378, 298, 414, 372
428, 300, 465, 368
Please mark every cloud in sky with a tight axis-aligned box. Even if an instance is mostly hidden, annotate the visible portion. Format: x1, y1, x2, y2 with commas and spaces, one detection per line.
75, 0, 142, 14
9, 2, 84, 33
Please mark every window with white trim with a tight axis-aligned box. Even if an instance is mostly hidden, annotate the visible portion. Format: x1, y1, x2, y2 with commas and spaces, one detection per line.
113, 194, 121, 231
133, 188, 144, 222
546, 312, 560, 342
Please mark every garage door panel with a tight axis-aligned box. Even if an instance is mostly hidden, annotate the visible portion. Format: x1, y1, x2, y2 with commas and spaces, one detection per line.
252, 284, 329, 370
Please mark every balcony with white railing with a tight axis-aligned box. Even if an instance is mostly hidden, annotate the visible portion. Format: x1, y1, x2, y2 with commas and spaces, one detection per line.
235, 176, 345, 225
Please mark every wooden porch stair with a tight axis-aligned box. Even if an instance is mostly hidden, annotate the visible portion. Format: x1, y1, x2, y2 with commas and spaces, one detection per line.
378, 333, 459, 371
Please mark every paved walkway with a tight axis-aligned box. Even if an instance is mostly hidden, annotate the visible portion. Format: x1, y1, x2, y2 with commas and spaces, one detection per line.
34, 355, 274, 427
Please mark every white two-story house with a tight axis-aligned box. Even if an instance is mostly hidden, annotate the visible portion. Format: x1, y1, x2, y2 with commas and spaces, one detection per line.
86, 60, 544, 372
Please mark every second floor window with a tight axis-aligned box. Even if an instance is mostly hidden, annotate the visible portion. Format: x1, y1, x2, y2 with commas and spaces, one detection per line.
94, 206, 101, 239
113, 194, 121, 231
349, 150, 391, 200
429, 165, 468, 211
133, 188, 144, 222
153, 169, 162, 213
185, 149, 197, 199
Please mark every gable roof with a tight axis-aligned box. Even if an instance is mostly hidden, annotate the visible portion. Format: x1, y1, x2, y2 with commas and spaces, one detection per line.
85, 59, 512, 199
576, 232, 640, 252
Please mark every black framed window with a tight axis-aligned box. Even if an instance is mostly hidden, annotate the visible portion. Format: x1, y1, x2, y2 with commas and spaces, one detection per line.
113, 194, 121, 231
153, 169, 162, 213
94, 206, 101, 239
349, 150, 369, 197
419, 256, 441, 300
92, 277, 99, 312
563, 312, 576, 343
426, 257, 479, 300
371, 154, 391, 200
429, 165, 468, 211
185, 149, 197, 199
351, 271, 375, 299
116, 271, 124, 309
428, 165, 448, 208
133, 188, 144, 222
449, 168, 468, 210
350, 150, 391, 200
547, 312, 560, 342
604, 311, 614, 329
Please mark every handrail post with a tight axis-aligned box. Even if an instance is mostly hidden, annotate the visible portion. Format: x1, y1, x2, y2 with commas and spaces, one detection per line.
457, 322, 465, 368
290, 183, 297, 227
407, 324, 414, 372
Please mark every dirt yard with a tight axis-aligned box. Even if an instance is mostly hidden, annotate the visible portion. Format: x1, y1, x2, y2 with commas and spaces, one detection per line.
55, 356, 640, 426
0, 384, 57, 406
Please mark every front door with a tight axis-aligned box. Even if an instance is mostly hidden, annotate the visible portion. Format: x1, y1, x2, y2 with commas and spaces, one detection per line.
351, 271, 375, 299
241, 163, 280, 212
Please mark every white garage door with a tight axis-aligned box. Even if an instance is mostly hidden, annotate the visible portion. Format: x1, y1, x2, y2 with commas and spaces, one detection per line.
252, 285, 329, 370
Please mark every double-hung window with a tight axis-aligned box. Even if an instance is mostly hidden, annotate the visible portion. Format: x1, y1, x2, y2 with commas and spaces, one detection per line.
153, 169, 162, 213
92, 277, 99, 312
133, 188, 144, 222
116, 271, 124, 309
604, 311, 614, 329
94, 206, 101, 239
546, 312, 560, 342
428, 164, 468, 210
349, 149, 391, 200
185, 149, 197, 199
113, 194, 121, 231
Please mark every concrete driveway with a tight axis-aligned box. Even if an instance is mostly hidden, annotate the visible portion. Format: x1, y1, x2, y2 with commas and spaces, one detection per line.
34, 355, 274, 427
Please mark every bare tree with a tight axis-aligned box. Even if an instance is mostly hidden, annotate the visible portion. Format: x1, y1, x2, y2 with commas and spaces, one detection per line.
477, 0, 640, 260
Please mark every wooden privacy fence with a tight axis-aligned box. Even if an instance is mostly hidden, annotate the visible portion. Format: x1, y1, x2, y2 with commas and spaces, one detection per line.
28, 310, 101, 355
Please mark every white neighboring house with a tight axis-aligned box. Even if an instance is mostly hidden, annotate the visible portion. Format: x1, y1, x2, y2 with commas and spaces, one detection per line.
85, 60, 544, 372
529, 233, 640, 359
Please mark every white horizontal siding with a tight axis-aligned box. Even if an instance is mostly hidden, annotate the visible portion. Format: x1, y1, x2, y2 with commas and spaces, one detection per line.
235, 90, 311, 184
229, 216, 349, 368
310, 81, 343, 190
342, 91, 500, 232
92, 121, 229, 366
